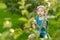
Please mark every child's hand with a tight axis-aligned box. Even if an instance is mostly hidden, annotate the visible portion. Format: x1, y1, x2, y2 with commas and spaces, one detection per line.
32, 20, 36, 26
42, 22, 46, 28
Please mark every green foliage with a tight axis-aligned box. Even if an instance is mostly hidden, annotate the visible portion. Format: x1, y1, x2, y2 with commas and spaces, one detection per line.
0, 0, 60, 40
16, 32, 30, 40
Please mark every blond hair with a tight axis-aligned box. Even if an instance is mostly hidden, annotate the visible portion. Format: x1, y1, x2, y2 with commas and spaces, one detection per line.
36, 5, 46, 13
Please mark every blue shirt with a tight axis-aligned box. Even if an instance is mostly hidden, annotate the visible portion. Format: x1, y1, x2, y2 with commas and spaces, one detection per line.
36, 15, 47, 33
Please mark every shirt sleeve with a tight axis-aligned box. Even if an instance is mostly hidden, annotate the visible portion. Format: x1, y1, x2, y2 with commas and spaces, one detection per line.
36, 16, 38, 24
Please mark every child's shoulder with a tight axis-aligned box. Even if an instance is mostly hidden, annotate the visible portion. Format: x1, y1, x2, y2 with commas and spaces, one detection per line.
36, 15, 39, 18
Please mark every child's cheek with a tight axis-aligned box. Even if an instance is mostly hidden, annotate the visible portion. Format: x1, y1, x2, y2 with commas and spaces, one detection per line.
41, 12, 44, 15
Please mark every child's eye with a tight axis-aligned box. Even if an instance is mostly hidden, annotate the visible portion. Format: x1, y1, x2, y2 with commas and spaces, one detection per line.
39, 10, 43, 12
37, 10, 44, 12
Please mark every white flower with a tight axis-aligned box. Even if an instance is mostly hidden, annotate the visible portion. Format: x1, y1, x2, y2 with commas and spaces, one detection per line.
9, 29, 14, 33
28, 33, 35, 39
47, 2, 51, 7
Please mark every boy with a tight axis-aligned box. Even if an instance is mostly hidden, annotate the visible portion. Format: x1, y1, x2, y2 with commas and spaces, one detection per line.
28, 5, 48, 40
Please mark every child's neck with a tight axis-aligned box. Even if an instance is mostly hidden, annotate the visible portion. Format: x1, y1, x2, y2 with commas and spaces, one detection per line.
39, 15, 44, 18
39, 15, 45, 20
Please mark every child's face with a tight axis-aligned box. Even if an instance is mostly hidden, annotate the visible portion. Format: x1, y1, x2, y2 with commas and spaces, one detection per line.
37, 8, 45, 16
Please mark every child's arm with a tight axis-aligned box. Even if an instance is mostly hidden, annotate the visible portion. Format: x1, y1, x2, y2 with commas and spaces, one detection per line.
32, 20, 36, 26
42, 21, 46, 28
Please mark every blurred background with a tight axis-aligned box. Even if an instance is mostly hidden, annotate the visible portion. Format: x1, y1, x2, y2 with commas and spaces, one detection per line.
0, 0, 60, 40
